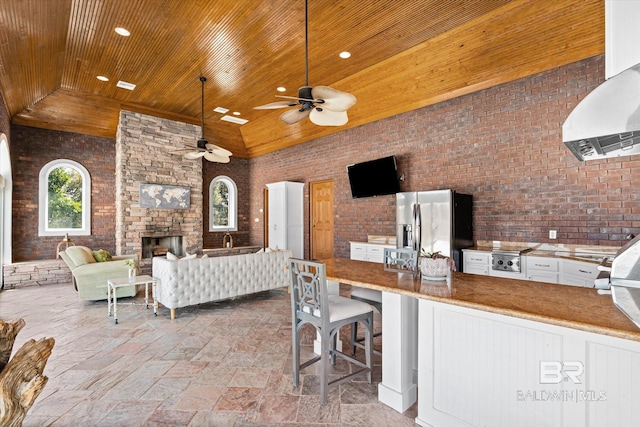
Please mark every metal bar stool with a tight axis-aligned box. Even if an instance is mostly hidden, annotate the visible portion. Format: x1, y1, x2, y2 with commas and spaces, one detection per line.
290, 258, 374, 405
350, 248, 418, 355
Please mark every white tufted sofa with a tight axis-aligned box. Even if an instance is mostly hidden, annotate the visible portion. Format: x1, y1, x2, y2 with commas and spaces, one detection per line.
152, 249, 292, 319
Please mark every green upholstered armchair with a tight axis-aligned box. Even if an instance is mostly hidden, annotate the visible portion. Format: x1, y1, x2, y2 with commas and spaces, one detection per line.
59, 246, 138, 301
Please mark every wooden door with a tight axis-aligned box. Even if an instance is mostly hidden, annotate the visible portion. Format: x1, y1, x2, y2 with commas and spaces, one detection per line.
310, 180, 334, 260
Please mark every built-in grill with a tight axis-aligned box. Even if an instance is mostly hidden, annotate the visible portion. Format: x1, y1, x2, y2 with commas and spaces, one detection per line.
491, 248, 532, 273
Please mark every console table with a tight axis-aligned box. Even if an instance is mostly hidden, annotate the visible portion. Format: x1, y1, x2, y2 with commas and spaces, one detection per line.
107, 275, 158, 324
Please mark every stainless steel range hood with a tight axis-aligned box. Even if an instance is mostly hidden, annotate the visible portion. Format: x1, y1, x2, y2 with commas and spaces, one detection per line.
562, 62, 640, 161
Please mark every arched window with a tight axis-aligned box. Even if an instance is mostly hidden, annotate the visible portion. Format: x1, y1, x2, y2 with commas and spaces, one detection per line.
209, 176, 237, 231
39, 159, 91, 236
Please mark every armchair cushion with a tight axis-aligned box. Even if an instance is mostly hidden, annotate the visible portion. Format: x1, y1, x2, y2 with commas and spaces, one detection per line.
66, 246, 96, 267
92, 249, 113, 262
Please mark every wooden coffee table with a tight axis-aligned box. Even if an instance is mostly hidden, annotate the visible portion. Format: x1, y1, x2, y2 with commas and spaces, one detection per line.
107, 275, 158, 324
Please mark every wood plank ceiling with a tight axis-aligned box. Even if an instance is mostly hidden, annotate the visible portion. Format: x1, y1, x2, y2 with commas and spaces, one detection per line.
0, 0, 603, 158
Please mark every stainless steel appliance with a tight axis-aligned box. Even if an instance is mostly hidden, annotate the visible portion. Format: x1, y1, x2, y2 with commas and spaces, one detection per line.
491, 250, 523, 273
594, 234, 640, 328
396, 189, 473, 272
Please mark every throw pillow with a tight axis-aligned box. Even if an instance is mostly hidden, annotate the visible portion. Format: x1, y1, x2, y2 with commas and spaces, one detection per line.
92, 249, 113, 262
66, 246, 97, 267
180, 253, 197, 261
166, 252, 178, 261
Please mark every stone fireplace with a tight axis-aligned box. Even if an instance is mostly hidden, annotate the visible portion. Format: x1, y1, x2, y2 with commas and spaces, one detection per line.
114, 110, 203, 271
141, 235, 185, 258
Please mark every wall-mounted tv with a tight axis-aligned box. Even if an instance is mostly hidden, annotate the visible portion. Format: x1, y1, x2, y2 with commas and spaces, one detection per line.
347, 155, 401, 198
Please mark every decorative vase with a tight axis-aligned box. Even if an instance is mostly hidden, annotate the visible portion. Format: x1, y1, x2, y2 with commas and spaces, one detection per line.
128, 267, 136, 280
419, 257, 450, 281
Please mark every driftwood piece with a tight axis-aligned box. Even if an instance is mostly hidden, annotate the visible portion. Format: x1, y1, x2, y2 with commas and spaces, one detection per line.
0, 319, 25, 373
0, 319, 55, 427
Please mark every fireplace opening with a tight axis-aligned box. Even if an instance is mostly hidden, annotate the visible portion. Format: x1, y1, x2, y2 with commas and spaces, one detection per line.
141, 236, 185, 259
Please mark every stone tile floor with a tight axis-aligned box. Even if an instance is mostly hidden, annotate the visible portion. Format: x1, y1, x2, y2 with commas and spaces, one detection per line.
0, 283, 418, 426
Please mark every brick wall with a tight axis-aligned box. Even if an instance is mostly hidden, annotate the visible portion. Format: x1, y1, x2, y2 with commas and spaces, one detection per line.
249, 55, 640, 259
11, 126, 118, 261
202, 157, 251, 249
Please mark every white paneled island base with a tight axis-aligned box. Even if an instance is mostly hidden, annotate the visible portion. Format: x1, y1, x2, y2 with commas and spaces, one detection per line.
322, 258, 640, 425
416, 298, 640, 427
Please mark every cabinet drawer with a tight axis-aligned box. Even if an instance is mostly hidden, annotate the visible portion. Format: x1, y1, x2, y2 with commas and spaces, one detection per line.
562, 260, 598, 279
526, 257, 559, 272
463, 251, 490, 265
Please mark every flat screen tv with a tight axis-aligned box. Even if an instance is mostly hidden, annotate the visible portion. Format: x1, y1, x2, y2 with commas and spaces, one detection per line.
347, 155, 401, 198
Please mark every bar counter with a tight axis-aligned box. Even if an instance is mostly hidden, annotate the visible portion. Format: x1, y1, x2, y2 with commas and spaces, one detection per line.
323, 257, 640, 343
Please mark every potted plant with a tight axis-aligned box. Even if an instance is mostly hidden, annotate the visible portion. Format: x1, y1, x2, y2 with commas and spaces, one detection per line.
125, 259, 136, 279
419, 250, 456, 280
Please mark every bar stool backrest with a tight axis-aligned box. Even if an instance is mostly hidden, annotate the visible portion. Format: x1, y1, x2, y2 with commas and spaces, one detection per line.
383, 247, 418, 273
290, 259, 330, 329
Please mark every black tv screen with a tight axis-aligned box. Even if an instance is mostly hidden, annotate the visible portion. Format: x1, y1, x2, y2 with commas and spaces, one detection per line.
347, 155, 401, 198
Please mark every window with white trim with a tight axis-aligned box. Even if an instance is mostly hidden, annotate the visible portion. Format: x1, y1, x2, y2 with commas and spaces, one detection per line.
209, 176, 237, 231
39, 159, 91, 236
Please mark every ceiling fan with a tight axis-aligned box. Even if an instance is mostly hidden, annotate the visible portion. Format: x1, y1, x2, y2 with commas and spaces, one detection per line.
181, 77, 232, 163
253, 0, 356, 126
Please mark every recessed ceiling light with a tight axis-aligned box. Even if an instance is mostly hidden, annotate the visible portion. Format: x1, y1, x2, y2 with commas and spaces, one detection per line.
96, 75, 109, 81
214, 107, 229, 114
221, 115, 248, 125
116, 80, 136, 90
233, 111, 241, 116
115, 27, 130, 37
339, 51, 351, 59
277, 87, 287, 92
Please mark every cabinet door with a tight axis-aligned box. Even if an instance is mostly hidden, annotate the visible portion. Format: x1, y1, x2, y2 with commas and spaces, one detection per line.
464, 264, 489, 276
462, 251, 490, 276
526, 257, 559, 284
561, 260, 598, 287
528, 271, 560, 284
350, 243, 368, 261
267, 185, 286, 250
367, 245, 386, 263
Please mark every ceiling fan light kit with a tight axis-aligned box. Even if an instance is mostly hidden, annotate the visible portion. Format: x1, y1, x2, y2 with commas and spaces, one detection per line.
253, 0, 356, 127
180, 77, 232, 163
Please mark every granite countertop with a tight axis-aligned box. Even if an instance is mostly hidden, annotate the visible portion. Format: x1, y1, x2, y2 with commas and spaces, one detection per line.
464, 242, 619, 264
323, 258, 640, 342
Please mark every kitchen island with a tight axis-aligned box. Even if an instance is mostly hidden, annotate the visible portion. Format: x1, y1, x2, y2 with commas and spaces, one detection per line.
323, 258, 640, 427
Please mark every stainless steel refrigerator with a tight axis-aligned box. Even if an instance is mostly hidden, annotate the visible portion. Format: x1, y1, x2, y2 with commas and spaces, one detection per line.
396, 189, 473, 272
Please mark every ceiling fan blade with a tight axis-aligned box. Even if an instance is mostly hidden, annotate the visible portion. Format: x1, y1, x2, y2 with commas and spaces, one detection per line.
204, 151, 231, 163
312, 86, 357, 112
254, 101, 297, 110
205, 143, 232, 157
309, 108, 349, 126
184, 151, 206, 160
280, 108, 311, 125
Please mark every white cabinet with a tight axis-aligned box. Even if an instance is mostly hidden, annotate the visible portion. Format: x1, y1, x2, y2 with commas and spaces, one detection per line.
462, 250, 490, 276
350, 242, 394, 263
561, 259, 599, 288
417, 299, 640, 427
266, 181, 304, 258
526, 256, 560, 284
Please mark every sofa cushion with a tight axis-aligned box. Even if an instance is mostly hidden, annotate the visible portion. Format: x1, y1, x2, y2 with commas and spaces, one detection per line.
92, 249, 113, 262
66, 246, 96, 267
166, 252, 197, 261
